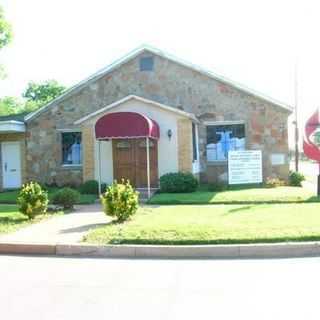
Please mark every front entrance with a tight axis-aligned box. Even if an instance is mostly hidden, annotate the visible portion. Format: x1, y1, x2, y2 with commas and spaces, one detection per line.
1, 142, 22, 189
112, 138, 158, 187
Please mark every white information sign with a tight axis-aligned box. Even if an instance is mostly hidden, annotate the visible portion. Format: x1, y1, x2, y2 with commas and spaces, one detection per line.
228, 150, 262, 184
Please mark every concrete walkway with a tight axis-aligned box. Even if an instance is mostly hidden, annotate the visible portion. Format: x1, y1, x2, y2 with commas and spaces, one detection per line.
0, 204, 109, 244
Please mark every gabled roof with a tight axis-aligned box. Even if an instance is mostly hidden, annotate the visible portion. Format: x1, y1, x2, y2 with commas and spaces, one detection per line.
0, 112, 28, 122
74, 95, 199, 125
25, 45, 293, 122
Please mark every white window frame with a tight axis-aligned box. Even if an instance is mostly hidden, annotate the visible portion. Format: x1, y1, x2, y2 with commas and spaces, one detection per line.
60, 129, 83, 167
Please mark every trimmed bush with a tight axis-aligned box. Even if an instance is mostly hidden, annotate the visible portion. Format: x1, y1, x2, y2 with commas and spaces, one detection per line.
208, 182, 228, 192
52, 188, 80, 209
101, 180, 139, 222
79, 180, 107, 195
289, 171, 305, 187
17, 182, 48, 219
160, 172, 199, 193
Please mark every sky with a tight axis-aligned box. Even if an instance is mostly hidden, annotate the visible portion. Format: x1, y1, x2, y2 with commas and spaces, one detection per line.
0, 0, 320, 148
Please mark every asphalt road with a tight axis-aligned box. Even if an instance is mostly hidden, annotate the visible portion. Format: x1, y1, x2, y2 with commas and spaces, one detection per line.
0, 255, 319, 319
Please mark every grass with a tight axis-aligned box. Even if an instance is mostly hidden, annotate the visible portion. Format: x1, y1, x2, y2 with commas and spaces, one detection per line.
148, 186, 320, 205
0, 205, 62, 235
0, 188, 97, 205
84, 203, 320, 245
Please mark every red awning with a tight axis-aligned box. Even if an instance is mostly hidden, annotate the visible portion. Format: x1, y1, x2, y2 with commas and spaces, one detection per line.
95, 112, 160, 140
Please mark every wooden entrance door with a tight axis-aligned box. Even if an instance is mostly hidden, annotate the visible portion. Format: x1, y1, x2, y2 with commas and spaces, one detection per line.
112, 138, 158, 187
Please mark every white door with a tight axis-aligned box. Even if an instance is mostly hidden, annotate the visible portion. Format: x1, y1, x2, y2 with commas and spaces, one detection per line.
2, 142, 22, 189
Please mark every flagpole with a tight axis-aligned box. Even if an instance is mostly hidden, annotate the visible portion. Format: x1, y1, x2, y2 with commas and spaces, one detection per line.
294, 60, 299, 172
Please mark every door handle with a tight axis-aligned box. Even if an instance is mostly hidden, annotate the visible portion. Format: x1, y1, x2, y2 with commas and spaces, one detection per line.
4, 163, 7, 172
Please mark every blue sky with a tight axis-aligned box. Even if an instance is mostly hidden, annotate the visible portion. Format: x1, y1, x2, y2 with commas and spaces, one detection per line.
0, 0, 319, 147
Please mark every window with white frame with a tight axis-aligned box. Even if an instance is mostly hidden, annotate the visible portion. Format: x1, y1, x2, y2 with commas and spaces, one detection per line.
62, 132, 82, 165
206, 123, 245, 161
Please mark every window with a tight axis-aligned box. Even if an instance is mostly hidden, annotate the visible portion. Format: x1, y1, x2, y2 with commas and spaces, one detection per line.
192, 123, 198, 161
139, 56, 154, 71
62, 132, 82, 165
206, 123, 245, 161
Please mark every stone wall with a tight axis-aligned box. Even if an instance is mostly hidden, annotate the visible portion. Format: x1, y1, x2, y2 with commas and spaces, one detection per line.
25, 51, 291, 185
0, 133, 26, 190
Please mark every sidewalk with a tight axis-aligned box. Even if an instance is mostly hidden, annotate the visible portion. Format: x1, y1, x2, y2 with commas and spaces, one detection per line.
0, 204, 108, 244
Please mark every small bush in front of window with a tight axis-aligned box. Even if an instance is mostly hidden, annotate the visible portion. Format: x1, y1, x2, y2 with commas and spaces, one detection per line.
160, 172, 199, 193
289, 171, 305, 187
79, 180, 107, 195
100, 180, 139, 222
208, 182, 228, 192
17, 182, 49, 219
52, 188, 80, 209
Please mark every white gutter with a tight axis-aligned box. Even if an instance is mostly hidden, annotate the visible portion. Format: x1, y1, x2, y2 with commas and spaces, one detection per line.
0, 121, 26, 133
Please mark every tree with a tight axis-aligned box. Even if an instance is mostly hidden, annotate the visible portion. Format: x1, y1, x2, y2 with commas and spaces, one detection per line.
0, 6, 13, 79
22, 80, 66, 112
0, 97, 24, 116
0, 6, 12, 50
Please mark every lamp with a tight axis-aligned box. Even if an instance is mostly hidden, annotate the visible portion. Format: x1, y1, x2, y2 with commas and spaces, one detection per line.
167, 129, 172, 140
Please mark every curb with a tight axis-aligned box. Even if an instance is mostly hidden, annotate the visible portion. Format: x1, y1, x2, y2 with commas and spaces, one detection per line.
1, 241, 320, 258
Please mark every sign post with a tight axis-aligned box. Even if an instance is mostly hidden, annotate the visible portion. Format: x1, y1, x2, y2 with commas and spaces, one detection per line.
228, 150, 263, 185
303, 108, 320, 196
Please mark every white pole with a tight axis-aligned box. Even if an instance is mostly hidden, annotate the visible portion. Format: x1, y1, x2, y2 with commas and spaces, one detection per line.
98, 140, 102, 195
146, 137, 151, 199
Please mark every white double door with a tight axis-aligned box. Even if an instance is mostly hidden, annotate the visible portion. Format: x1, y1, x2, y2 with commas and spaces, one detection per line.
1, 142, 22, 189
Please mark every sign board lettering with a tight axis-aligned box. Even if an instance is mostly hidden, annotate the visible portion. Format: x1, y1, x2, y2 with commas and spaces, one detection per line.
228, 150, 262, 184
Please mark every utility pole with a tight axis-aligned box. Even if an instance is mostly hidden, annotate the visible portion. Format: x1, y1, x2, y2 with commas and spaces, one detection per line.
294, 61, 299, 172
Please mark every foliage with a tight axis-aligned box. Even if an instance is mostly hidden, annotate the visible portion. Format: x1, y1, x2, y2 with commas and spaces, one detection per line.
79, 180, 107, 195
52, 187, 80, 209
265, 177, 285, 188
17, 182, 48, 219
0, 96, 24, 116
23, 80, 65, 105
159, 172, 199, 193
0, 6, 12, 50
207, 182, 228, 192
100, 180, 139, 222
289, 171, 305, 187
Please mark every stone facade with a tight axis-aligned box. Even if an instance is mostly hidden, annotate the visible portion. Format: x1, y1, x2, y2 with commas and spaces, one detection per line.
0, 133, 26, 190
24, 49, 291, 185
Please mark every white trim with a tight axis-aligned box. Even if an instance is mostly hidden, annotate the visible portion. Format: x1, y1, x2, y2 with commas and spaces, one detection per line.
56, 128, 82, 132
25, 45, 292, 122
74, 95, 199, 125
203, 120, 245, 126
0, 121, 25, 133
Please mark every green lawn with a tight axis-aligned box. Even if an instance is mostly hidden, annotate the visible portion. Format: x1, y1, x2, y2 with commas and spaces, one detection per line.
84, 203, 320, 245
0, 205, 61, 235
0, 188, 97, 205
148, 186, 319, 205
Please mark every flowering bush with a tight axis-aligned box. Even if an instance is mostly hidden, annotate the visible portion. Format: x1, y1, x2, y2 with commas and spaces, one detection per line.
17, 182, 48, 219
101, 180, 139, 222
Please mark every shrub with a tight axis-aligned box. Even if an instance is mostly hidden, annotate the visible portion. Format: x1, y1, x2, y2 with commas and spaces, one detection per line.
159, 172, 199, 193
289, 171, 305, 187
52, 188, 80, 209
17, 182, 48, 219
265, 177, 284, 188
101, 180, 139, 222
79, 180, 107, 195
208, 182, 228, 192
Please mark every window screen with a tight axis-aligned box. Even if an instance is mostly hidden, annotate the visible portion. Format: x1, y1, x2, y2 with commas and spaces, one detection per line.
139, 57, 154, 71
62, 132, 82, 165
206, 124, 245, 161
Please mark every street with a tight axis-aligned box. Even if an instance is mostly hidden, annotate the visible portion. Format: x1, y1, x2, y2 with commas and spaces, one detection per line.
0, 255, 319, 319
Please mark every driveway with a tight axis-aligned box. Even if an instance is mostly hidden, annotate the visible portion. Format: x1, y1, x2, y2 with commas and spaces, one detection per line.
0, 204, 108, 244
0, 255, 320, 320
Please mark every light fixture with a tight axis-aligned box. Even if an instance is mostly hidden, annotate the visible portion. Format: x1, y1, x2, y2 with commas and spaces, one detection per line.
167, 129, 172, 140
